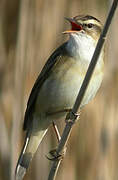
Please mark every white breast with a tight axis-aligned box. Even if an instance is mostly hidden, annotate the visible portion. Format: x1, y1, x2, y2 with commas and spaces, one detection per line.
66, 32, 98, 63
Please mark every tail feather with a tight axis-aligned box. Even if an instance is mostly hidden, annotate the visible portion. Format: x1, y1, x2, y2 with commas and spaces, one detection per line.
15, 129, 47, 180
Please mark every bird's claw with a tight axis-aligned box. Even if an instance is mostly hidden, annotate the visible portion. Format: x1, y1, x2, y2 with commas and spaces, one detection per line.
46, 147, 67, 161
65, 111, 80, 124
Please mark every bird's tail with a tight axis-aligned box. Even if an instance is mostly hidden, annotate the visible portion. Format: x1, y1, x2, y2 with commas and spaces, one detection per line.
15, 129, 47, 180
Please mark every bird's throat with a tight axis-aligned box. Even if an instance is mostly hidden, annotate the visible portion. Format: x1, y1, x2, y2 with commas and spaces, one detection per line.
66, 33, 97, 63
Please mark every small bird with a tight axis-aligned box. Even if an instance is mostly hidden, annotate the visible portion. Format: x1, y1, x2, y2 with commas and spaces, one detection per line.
15, 15, 104, 180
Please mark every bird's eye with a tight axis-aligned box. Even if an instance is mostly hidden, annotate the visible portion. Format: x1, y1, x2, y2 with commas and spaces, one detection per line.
87, 23, 94, 28
84, 24, 88, 27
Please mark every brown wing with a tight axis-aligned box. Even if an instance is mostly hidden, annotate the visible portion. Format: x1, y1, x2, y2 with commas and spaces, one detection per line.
23, 42, 67, 130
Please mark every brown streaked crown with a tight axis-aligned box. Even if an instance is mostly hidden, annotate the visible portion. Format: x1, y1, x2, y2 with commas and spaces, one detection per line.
74, 15, 101, 23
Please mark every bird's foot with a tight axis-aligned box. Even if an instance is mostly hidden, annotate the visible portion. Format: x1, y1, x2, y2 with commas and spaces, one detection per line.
65, 110, 80, 124
46, 147, 67, 161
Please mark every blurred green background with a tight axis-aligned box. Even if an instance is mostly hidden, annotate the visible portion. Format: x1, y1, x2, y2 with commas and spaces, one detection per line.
0, 0, 118, 180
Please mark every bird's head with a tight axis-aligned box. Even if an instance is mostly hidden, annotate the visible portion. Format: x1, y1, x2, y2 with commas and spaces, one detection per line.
64, 15, 103, 41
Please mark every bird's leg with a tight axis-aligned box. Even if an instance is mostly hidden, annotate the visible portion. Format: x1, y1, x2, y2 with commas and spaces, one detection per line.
52, 121, 61, 143
46, 110, 81, 161
46, 121, 66, 161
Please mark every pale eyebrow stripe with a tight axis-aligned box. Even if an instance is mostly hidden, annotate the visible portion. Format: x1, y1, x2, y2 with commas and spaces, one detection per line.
82, 19, 101, 27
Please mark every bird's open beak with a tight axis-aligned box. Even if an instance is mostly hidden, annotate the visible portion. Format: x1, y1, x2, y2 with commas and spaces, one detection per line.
64, 17, 74, 23
63, 17, 82, 34
62, 30, 78, 34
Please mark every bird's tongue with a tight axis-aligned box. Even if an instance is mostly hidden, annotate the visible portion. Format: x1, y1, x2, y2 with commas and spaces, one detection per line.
71, 21, 82, 31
